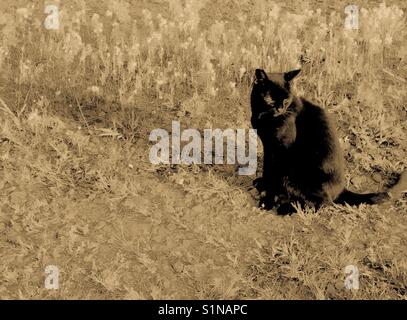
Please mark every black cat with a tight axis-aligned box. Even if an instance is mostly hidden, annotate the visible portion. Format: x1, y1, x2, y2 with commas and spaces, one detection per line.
251, 68, 406, 215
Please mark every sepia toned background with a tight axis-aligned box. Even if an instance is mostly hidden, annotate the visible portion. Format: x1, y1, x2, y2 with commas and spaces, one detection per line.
0, 0, 406, 299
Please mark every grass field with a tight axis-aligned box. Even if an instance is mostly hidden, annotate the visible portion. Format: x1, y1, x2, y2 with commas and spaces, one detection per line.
0, 0, 406, 299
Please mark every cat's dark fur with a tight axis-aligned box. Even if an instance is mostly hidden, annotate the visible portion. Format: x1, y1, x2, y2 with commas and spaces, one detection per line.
251, 68, 406, 215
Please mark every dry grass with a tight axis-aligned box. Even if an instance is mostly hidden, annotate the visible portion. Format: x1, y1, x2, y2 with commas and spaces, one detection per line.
0, 0, 406, 299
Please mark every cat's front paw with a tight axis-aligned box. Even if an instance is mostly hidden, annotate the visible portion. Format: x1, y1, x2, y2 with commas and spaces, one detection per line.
254, 177, 271, 194
275, 202, 296, 216
259, 197, 275, 211
259, 193, 280, 211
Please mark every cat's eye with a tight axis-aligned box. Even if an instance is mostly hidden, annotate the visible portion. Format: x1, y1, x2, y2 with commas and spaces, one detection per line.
263, 94, 275, 106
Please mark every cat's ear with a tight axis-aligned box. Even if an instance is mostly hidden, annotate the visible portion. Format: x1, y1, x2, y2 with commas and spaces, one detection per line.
284, 69, 301, 82
254, 69, 269, 84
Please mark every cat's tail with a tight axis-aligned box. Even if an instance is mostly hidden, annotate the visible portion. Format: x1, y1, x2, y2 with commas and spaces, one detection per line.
335, 190, 390, 206
335, 170, 407, 206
